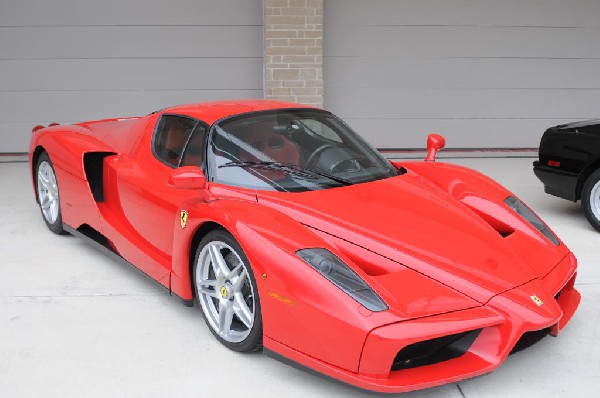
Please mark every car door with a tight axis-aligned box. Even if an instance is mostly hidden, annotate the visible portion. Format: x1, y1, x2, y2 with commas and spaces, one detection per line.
102, 114, 208, 284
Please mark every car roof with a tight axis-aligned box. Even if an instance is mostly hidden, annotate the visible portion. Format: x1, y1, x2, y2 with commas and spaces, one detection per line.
161, 99, 317, 125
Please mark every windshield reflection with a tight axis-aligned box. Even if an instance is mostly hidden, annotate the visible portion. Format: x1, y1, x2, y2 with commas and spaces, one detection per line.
209, 109, 398, 192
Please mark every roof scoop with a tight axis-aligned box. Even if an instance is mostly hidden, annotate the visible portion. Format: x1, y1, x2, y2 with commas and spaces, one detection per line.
425, 133, 446, 162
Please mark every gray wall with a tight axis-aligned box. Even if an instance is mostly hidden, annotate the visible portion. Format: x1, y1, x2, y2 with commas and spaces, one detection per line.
324, 0, 600, 149
0, 0, 263, 153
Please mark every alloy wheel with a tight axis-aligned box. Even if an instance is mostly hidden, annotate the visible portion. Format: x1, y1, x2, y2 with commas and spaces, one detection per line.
195, 241, 256, 343
37, 160, 60, 224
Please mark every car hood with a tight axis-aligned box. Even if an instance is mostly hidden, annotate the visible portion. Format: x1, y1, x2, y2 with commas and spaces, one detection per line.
257, 173, 558, 303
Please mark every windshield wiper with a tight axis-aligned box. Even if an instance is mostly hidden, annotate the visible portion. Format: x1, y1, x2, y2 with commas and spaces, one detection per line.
219, 161, 353, 186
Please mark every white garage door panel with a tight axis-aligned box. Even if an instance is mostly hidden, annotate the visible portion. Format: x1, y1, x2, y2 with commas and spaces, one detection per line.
325, 0, 600, 149
0, 0, 262, 26
343, 118, 574, 149
0, 0, 263, 153
326, 58, 600, 89
326, 0, 600, 28
0, 90, 262, 123
326, 26, 600, 59
0, 59, 262, 91
328, 88, 600, 119
0, 26, 262, 59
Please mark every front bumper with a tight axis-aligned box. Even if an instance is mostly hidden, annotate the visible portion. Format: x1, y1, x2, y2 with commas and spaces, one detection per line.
533, 161, 579, 201
265, 254, 580, 393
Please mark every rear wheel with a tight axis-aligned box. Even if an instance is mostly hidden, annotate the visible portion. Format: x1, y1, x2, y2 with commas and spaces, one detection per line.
582, 169, 600, 232
36, 152, 65, 234
192, 229, 262, 352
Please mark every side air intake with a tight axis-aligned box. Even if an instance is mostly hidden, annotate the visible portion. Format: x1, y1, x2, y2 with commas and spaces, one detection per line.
83, 152, 115, 202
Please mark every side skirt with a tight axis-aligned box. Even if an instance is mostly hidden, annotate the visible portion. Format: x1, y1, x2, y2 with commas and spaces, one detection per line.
63, 223, 194, 307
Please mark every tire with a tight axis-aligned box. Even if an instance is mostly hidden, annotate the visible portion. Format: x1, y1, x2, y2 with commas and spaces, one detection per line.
35, 152, 66, 234
192, 228, 262, 352
582, 168, 600, 232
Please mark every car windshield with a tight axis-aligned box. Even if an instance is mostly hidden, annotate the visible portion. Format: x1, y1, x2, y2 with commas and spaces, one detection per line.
208, 109, 399, 192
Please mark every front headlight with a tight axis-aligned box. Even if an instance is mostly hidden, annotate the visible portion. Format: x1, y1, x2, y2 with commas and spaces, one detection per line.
504, 196, 559, 245
296, 248, 388, 312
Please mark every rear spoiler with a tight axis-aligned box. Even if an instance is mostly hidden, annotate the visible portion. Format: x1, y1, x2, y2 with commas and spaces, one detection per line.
32, 122, 60, 133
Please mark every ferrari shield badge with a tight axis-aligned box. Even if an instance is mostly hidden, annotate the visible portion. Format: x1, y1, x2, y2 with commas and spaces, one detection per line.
530, 294, 544, 306
180, 210, 188, 229
220, 286, 228, 299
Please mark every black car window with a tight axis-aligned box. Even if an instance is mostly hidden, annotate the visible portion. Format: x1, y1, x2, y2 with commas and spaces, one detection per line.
181, 125, 208, 168
153, 115, 198, 167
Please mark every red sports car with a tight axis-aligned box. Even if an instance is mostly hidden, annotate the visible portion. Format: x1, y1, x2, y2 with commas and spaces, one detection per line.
29, 100, 580, 393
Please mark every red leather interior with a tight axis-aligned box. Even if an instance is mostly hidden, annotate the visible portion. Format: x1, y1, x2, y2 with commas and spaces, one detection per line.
241, 122, 300, 165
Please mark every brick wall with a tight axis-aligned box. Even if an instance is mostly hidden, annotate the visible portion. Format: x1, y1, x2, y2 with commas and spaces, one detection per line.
264, 0, 324, 108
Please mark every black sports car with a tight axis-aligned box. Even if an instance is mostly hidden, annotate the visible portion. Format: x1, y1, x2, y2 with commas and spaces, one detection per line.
533, 119, 600, 231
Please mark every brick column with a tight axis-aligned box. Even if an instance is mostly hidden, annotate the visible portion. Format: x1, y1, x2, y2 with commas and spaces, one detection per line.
263, 0, 324, 108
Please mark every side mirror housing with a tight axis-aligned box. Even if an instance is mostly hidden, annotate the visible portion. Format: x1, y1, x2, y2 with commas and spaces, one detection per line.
424, 133, 446, 162
168, 166, 207, 190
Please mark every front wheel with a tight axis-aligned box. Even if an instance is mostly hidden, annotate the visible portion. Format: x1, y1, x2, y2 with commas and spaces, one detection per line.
192, 229, 262, 352
36, 152, 65, 234
582, 169, 600, 232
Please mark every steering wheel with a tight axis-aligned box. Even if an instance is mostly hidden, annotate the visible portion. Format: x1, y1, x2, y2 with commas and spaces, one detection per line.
329, 157, 369, 173
305, 145, 369, 173
304, 144, 335, 169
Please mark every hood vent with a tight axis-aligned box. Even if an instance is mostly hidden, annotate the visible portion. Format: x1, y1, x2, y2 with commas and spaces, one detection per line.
462, 201, 515, 238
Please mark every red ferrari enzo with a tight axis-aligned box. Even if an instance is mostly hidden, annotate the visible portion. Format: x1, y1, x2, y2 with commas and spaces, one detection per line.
29, 100, 580, 393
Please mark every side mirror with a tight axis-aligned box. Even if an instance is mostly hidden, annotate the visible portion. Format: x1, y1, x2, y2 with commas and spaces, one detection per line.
424, 133, 446, 162
168, 166, 207, 190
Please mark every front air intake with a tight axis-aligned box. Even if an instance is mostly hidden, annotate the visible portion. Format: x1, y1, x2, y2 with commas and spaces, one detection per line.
391, 329, 483, 371
509, 328, 550, 355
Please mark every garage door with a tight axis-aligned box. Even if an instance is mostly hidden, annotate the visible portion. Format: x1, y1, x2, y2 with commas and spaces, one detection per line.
0, 0, 263, 153
324, 0, 600, 149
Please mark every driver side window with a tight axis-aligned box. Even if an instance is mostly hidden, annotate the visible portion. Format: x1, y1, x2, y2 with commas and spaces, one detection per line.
153, 115, 198, 167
